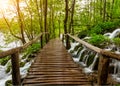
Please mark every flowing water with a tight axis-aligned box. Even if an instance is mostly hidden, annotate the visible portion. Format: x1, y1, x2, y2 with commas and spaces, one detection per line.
0, 33, 33, 86
69, 28, 120, 82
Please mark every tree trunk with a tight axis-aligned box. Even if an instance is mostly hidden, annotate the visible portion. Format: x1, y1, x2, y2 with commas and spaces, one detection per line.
69, 0, 75, 35
16, 0, 26, 44
44, 0, 48, 43
64, 0, 70, 49
103, 0, 106, 22
110, 0, 114, 21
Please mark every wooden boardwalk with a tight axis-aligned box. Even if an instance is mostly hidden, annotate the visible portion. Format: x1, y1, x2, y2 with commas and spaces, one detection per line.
22, 39, 91, 86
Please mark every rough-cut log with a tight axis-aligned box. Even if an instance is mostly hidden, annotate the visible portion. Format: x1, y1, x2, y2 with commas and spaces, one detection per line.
67, 34, 120, 60
22, 33, 42, 49
98, 55, 110, 85
67, 34, 102, 53
0, 33, 43, 58
11, 51, 21, 85
0, 47, 21, 58
101, 50, 120, 60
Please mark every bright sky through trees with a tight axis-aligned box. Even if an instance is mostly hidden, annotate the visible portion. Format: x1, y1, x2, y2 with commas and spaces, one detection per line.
0, 0, 9, 10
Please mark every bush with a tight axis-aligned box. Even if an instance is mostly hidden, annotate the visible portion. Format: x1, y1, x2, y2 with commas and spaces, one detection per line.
26, 42, 40, 55
88, 34, 110, 47
78, 30, 88, 38
89, 21, 120, 35
113, 38, 120, 47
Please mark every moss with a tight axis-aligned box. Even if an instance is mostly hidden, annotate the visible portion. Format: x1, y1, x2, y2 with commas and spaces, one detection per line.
79, 51, 86, 61
6, 62, 11, 73
78, 30, 88, 39
22, 52, 28, 59
86, 53, 96, 67
74, 44, 81, 51
0, 56, 10, 66
5, 80, 12, 86
88, 34, 110, 48
93, 57, 99, 70
113, 38, 120, 47
26, 58, 32, 62
70, 50, 74, 54
20, 62, 26, 67
115, 84, 120, 86
76, 47, 84, 55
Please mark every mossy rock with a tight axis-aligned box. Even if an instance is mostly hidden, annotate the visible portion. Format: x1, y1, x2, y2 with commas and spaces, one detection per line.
26, 58, 32, 62
5, 80, 12, 86
76, 47, 84, 56
79, 50, 86, 61
86, 53, 96, 67
115, 84, 120, 86
70, 50, 74, 54
0, 56, 10, 66
93, 57, 99, 70
6, 62, 11, 73
20, 62, 26, 67
28, 54, 36, 58
22, 53, 29, 59
74, 44, 81, 51
109, 64, 115, 74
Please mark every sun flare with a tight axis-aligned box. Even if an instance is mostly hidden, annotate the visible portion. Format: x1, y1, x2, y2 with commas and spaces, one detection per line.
0, 0, 9, 10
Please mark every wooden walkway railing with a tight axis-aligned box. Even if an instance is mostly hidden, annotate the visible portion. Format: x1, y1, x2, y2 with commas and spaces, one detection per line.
22, 39, 91, 85
66, 33, 120, 85
0, 33, 47, 85
0, 32, 120, 85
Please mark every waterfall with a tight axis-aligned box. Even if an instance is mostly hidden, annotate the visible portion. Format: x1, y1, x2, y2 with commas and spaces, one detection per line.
73, 47, 86, 62
109, 28, 120, 39
68, 42, 79, 52
89, 54, 98, 70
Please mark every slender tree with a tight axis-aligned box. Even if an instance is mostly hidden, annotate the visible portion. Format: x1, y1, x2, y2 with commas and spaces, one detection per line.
44, 0, 48, 43
64, 0, 70, 49
16, 0, 26, 44
103, 0, 107, 22
69, 0, 76, 35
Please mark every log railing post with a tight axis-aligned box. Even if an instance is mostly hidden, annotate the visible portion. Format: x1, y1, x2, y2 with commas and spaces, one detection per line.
11, 51, 21, 85
62, 34, 64, 42
40, 35, 43, 48
66, 34, 71, 49
98, 55, 110, 85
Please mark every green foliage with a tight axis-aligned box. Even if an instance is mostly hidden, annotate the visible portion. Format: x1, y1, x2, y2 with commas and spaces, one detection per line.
88, 34, 110, 47
5, 80, 12, 86
20, 62, 26, 67
26, 43, 40, 55
79, 51, 86, 61
113, 38, 120, 47
87, 54, 96, 67
0, 56, 10, 66
6, 62, 11, 73
89, 21, 120, 35
115, 84, 120, 86
78, 30, 88, 38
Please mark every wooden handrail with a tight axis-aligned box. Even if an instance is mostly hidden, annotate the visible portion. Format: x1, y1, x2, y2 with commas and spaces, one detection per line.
67, 33, 120, 85
67, 34, 102, 53
67, 33, 120, 60
0, 33, 42, 58
0, 32, 47, 85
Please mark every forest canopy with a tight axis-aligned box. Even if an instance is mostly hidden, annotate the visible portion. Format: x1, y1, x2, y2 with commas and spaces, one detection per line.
0, 0, 120, 44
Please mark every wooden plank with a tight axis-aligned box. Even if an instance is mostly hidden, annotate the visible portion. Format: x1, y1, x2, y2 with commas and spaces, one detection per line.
23, 81, 90, 85
22, 39, 90, 85
28, 71, 83, 75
